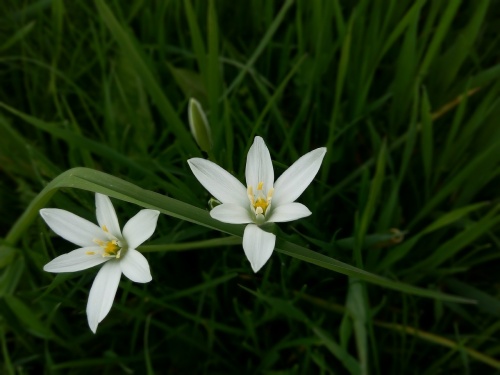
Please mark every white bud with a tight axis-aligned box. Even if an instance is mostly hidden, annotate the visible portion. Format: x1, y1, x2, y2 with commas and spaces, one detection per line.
188, 98, 212, 152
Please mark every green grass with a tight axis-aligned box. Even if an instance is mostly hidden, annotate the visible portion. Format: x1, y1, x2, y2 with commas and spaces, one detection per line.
1, 0, 500, 373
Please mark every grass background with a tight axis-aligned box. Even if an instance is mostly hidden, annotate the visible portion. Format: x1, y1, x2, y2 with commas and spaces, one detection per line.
1, 0, 500, 373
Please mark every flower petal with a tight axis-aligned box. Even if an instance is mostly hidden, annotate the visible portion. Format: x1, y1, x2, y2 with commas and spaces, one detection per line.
273, 147, 326, 206
210, 203, 253, 224
40, 208, 105, 248
122, 209, 160, 249
242, 224, 276, 273
95, 194, 122, 239
120, 249, 152, 283
268, 203, 312, 223
86, 260, 122, 333
245, 136, 274, 191
43, 247, 108, 273
188, 158, 248, 206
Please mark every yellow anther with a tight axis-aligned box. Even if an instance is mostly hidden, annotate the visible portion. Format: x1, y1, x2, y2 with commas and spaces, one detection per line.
102, 225, 109, 233
86, 251, 96, 255
257, 181, 264, 190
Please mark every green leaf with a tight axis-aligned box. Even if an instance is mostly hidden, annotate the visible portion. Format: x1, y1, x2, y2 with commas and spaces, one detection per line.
377, 201, 490, 270
6, 168, 475, 304
94, 0, 199, 155
3, 295, 53, 339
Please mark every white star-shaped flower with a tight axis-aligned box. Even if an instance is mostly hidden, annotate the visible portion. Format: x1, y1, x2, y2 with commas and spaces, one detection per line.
41, 193, 160, 333
188, 136, 326, 272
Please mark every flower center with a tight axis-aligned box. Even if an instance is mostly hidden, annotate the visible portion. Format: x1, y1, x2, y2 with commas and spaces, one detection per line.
93, 226, 124, 258
247, 181, 274, 223
94, 239, 123, 258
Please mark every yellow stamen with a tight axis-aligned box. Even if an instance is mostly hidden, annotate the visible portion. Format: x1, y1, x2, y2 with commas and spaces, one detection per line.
86, 251, 96, 255
103, 240, 120, 256
248, 182, 273, 217
94, 238, 121, 257
102, 225, 109, 233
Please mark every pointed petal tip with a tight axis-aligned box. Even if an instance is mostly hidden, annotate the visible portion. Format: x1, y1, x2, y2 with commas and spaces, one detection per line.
246, 135, 274, 190
95, 193, 122, 238
42, 247, 109, 273
187, 157, 202, 166
310, 147, 327, 159
39, 208, 56, 218
250, 260, 264, 273
86, 261, 121, 335
272, 146, 327, 206
87, 309, 99, 333
187, 157, 248, 206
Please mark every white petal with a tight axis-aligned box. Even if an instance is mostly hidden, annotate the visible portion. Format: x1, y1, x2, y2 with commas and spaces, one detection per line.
43, 247, 108, 273
40, 208, 105, 248
122, 209, 160, 249
95, 194, 122, 239
245, 136, 274, 191
86, 260, 122, 333
242, 224, 276, 273
210, 203, 253, 224
273, 148, 326, 206
268, 203, 312, 223
120, 249, 152, 283
187, 158, 248, 206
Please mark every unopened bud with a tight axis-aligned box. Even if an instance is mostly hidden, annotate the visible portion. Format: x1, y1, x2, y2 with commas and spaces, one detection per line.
188, 98, 212, 152
208, 197, 221, 209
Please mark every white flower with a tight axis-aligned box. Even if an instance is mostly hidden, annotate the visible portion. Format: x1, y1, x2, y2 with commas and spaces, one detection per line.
41, 193, 160, 333
188, 136, 326, 273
